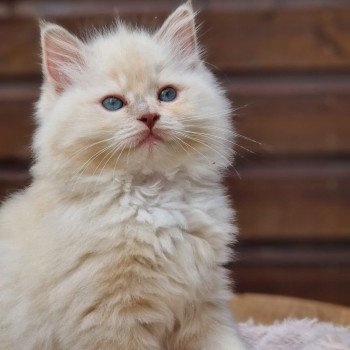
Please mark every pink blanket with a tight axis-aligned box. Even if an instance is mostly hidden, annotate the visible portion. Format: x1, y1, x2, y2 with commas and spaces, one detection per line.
239, 319, 350, 350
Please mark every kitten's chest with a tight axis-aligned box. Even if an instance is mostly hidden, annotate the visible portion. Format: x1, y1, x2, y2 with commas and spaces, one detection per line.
83, 186, 213, 292
60, 177, 218, 291
79, 223, 212, 327
49, 181, 220, 334
84, 177, 193, 240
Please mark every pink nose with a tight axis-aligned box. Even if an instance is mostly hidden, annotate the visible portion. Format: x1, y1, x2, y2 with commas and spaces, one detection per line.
138, 113, 160, 130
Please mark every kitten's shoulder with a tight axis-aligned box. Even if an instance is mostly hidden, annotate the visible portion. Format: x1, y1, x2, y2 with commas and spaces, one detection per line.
0, 184, 47, 241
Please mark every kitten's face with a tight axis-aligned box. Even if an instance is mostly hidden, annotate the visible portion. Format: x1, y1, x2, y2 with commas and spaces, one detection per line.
36, 3, 233, 176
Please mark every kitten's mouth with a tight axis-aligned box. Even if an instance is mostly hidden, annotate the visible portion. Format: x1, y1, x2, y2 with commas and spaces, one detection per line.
135, 130, 163, 148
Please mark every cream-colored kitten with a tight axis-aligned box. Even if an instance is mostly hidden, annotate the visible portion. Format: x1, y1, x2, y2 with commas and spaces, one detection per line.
0, 3, 248, 349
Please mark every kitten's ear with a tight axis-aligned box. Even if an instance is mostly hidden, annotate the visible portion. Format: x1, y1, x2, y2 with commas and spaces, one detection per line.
155, 2, 199, 64
40, 22, 85, 93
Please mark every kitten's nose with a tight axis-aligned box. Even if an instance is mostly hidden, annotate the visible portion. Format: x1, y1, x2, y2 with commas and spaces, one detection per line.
138, 113, 160, 130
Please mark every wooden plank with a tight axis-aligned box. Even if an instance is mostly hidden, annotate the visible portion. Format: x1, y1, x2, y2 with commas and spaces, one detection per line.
227, 160, 350, 241
235, 243, 350, 266
0, 166, 30, 202
0, 83, 36, 161
1, 76, 350, 160
231, 243, 350, 306
204, 4, 350, 73
230, 75, 350, 156
232, 265, 350, 306
1, 1, 350, 77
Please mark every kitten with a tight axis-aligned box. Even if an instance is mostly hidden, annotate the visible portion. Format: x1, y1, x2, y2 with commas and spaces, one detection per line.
0, 2, 248, 349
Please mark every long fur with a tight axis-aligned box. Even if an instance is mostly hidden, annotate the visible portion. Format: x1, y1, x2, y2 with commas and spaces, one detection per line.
240, 319, 350, 350
0, 3, 247, 349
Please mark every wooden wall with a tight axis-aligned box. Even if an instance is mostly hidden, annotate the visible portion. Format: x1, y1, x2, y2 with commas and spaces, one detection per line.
0, 0, 350, 305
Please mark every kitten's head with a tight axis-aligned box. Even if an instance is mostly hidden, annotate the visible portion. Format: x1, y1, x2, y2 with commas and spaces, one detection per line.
34, 2, 233, 179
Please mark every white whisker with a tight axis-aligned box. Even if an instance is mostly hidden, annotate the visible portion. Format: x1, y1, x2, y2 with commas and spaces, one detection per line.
171, 130, 232, 166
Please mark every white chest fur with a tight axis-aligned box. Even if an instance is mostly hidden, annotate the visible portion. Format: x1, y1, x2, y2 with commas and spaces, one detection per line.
0, 172, 237, 349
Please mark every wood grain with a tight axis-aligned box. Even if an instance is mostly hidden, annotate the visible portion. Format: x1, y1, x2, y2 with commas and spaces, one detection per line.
232, 265, 350, 306
230, 75, 350, 156
204, 2, 350, 73
235, 243, 350, 266
0, 166, 30, 201
0, 83, 36, 161
1, 1, 350, 77
231, 243, 350, 306
228, 160, 350, 241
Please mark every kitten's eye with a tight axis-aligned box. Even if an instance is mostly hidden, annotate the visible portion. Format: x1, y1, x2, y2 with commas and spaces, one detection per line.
158, 87, 177, 102
102, 96, 125, 111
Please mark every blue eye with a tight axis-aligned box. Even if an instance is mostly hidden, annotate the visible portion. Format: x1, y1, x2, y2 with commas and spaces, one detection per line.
158, 87, 177, 102
102, 96, 125, 111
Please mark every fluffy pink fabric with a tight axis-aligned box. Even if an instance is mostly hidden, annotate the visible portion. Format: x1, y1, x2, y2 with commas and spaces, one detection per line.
239, 319, 350, 350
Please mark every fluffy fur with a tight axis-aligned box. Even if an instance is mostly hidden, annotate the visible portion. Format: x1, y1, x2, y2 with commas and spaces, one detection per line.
0, 3, 247, 349
240, 319, 350, 350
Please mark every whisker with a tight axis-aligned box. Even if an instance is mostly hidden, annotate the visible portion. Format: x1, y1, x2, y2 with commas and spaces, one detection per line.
97, 141, 126, 180
231, 165, 241, 179
179, 121, 262, 146
86, 141, 126, 208
172, 131, 241, 177
84, 141, 127, 200
171, 134, 211, 165
113, 143, 127, 180
126, 142, 132, 168
75, 142, 115, 178
180, 130, 256, 155
170, 135, 191, 158
70, 142, 117, 192
235, 133, 262, 145
171, 130, 232, 166
61, 135, 116, 166
161, 116, 260, 145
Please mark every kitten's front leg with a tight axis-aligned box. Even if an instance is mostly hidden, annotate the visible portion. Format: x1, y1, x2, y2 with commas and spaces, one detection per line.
170, 304, 249, 350
201, 321, 249, 350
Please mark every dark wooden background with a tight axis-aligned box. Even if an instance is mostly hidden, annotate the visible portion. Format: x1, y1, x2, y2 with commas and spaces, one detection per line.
0, 0, 350, 306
